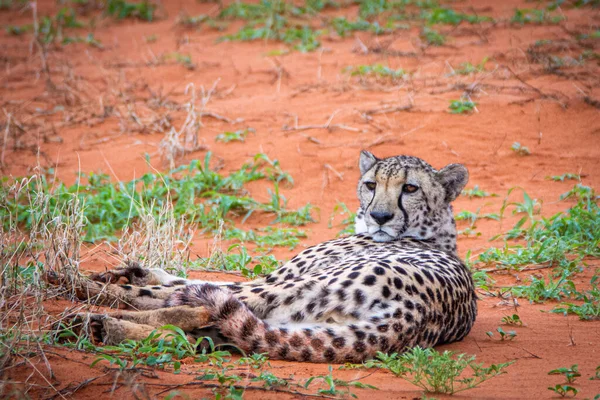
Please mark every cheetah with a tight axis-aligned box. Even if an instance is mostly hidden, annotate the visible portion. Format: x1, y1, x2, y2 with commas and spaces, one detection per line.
66, 151, 477, 363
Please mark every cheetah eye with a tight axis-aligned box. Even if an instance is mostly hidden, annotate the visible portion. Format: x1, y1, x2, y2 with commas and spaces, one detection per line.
403, 184, 419, 193
365, 182, 376, 191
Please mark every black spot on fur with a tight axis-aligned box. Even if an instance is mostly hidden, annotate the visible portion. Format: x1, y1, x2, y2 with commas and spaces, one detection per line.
368, 334, 377, 345
373, 266, 385, 275
332, 337, 346, 348
266, 293, 278, 305
241, 317, 258, 337
393, 277, 403, 289
363, 275, 376, 286
278, 344, 289, 358
120, 285, 132, 291
251, 339, 261, 353
354, 289, 366, 305
354, 330, 366, 340
251, 287, 264, 293
324, 347, 336, 362
289, 334, 304, 348
353, 341, 366, 353
382, 286, 391, 298
139, 289, 154, 298
301, 348, 313, 361
265, 331, 279, 346
291, 311, 304, 322
311, 338, 324, 350
413, 272, 424, 285
218, 298, 242, 319
341, 280, 353, 288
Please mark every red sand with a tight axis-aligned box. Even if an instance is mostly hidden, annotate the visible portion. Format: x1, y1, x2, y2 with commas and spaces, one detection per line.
1, 0, 600, 398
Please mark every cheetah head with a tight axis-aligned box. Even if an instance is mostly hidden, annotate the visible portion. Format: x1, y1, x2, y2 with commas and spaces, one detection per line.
355, 151, 468, 244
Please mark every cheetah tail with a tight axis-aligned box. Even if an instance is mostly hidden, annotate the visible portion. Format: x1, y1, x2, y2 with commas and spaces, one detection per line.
167, 284, 408, 363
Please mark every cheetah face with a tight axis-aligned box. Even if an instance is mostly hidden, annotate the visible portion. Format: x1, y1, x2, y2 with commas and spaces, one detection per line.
356, 151, 468, 243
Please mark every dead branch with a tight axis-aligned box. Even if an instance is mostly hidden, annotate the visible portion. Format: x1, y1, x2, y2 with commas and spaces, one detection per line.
282, 111, 364, 133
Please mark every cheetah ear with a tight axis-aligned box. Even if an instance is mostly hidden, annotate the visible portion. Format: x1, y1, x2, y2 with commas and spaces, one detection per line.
359, 150, 378, 175
436, 163, 469, 203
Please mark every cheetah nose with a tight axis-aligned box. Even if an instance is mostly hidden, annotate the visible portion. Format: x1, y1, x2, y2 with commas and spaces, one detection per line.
370, 211, 394, 225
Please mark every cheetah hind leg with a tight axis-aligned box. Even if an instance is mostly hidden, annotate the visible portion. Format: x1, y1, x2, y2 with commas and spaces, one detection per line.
67, 306, 214, 346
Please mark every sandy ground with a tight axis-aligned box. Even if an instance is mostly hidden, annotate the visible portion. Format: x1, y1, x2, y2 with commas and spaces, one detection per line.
1, 0, 600, 398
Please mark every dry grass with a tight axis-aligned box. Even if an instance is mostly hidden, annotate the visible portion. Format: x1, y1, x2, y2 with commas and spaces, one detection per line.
159, 81, 220, 169
0, 164, 199, 396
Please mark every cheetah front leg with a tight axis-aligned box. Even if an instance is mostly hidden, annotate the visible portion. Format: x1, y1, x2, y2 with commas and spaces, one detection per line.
91, 263, 236, 288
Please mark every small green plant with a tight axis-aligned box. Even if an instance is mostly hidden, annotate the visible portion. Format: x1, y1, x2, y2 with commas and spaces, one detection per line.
105, 0, 156, 21
456, 209, 498, 237
330, 17, 387, 37
449, 99, 476, 114
188, 243, 281, 277
486, 327, 517, 341
215, 128, 255, 143
548, 384, 579, 397
328, 202, 356, 237
345, 348, 513, 394
221, 22, 322, 52
548, 173, 581, 182
55, 7, 85, 29
1, 152, 308, 243
238, 353, 270, 369
62, 33, 103, 48
252, 371, 289, 389
91, 325, 230, 373
552, 275, 600, 320
577, 30, 600, 40
421, 27, 446, 46
591, 366, 600, 380
421, 7, 492, 25
345, 64, 406, 81
456, 210, 500, 225
477, 186, 600, 272
304, 366, 378, 397
511, 9, 565, 25
462, 185, 497, 198
163, 52, 195, 70
511, 271, 575, 303
260, 182, 316, 226
5, 24, 32, 35
501, 314, 523, 326
559, 184, 596, 201
511, 142, 531, 156
224, 226, 307, 251
549, 365, 581, 384
450, 58, 489, 75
